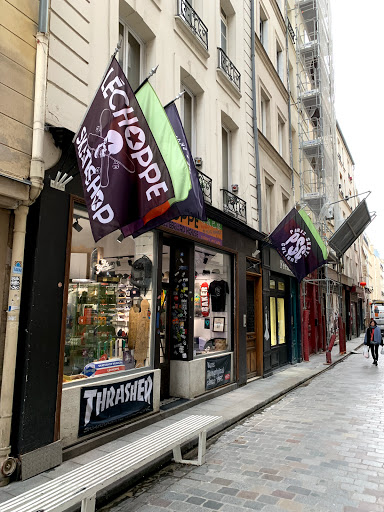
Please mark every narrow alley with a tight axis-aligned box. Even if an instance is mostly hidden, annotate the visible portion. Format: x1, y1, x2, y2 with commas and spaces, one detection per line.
102, 352, 384, 512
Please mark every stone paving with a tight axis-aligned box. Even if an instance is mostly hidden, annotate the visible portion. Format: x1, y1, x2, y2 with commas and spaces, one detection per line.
101, 351, 384, 512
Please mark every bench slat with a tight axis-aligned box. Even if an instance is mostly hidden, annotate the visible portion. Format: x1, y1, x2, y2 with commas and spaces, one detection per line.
1, 415, 221, 512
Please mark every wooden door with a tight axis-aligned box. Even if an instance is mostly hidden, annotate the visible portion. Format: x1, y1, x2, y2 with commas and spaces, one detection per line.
246, 277, 261, 377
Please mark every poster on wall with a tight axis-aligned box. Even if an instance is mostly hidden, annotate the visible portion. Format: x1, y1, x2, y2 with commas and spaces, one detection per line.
205, 354, 231, 390
78, 373, 153, 436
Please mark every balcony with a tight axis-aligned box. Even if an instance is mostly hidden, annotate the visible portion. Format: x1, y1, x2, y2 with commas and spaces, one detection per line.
287, 19, 295, 44
222, 189, 246, 223
197, 170, 212, 205
217, 48, 241, 93
177, 0, 208, 51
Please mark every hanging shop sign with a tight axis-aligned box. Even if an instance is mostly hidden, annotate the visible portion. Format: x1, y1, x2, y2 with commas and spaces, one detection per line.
205, 354, 231, 390
78, 373, 153, 436
164, 216, 223, 246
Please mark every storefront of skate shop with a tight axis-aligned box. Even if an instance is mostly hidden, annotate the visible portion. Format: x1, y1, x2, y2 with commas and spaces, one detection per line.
11, 159, 264, 479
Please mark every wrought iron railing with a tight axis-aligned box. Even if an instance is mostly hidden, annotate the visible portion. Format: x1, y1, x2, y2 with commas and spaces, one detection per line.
217, 48, 241, 92
197, 170, 212, 204
177, 0, 208, 51
287, 18, 295, 44
222, 189, 246, 223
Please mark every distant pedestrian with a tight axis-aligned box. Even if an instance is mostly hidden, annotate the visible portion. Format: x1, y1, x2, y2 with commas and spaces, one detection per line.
364, 320, 383, 366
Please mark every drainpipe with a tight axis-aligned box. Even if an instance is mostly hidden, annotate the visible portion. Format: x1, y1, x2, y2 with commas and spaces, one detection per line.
0, 0, 49, 483
251, 0, 262, 233
285, 1, 294, 199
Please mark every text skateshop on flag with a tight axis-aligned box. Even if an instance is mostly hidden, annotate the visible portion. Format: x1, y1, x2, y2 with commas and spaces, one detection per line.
75, 66, 170, 226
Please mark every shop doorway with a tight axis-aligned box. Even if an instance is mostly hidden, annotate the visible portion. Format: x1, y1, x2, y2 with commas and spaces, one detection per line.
246, 275, 263, 378
158, 244, 171, 400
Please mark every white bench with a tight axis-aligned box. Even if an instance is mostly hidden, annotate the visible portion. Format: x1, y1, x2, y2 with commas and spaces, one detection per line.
1, 414, 221, 512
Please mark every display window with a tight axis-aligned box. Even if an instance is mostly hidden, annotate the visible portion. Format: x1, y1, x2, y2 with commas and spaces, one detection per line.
270, 275, 286, 347
193, 245, 232, 357
63, 204, 155, 384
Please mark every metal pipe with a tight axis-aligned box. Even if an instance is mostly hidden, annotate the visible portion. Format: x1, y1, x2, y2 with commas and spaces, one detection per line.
0, 206, 28, 482
250, 0, 262, 232
29, 30, 49, 202
285, 1, 294, 198
0, 0, 49, 483
38, 0, 49, 33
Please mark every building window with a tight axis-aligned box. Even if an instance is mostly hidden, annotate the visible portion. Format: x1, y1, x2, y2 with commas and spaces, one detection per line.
276, 41, 283, 80
221, 8, 228, 54
283, 195, 289, 216
222, 126, 231, 190
260, 6, 268, 52
180, 85, 195, 153
260, 91, 270, 138
278, 116, 285, 156
119, 21, 143, 91
265, 181, 273, 232
64, 204, 155, 384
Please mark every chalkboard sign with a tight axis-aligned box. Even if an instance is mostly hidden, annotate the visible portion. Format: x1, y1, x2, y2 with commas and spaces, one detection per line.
205, 354, 231, 390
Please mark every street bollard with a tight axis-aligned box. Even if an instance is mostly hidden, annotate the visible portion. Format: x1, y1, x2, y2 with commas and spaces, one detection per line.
338, 316, 346, 354
303, 309, 310, 361
325, 334, 337, 364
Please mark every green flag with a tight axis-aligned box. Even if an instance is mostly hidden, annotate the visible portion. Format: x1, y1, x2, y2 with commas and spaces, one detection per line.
136, 82, 192, 206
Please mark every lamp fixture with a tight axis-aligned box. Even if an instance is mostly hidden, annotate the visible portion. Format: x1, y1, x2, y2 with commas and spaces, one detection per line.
73, 218, 83, 232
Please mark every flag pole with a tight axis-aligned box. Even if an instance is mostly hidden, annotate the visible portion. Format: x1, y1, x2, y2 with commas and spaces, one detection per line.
164, 90, 185, 109
134, 65, 159, 94
72, 43, 122, 143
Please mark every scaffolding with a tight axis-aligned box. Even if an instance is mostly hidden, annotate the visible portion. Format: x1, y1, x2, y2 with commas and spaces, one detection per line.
295, 0, 340, 344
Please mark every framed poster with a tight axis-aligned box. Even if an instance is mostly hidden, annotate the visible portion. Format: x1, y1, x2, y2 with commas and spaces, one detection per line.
213, 317, 225, 332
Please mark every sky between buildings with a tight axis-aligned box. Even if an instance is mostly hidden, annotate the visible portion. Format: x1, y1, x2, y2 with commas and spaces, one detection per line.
332, 0, 384, 256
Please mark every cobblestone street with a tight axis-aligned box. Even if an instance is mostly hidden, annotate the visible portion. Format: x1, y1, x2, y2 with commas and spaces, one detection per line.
102, 353, 384, 512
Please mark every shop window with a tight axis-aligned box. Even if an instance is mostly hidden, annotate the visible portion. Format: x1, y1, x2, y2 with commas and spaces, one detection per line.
270, 297, 277, 346
63, 204, 155, 384
277, 297, 286, 343
118, 21, 143, 91
193, 245, 232, 357
270, 276, 286, 347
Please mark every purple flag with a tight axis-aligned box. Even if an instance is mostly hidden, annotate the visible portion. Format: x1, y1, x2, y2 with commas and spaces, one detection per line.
74, 58, 174, 242
269, 208, 328, 282
132, 101, 206, 237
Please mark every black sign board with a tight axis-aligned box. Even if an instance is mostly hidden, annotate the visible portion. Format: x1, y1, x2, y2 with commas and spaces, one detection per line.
78, 373, 153, 436
328, 199, 372, 257
205, 354, 231, 390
